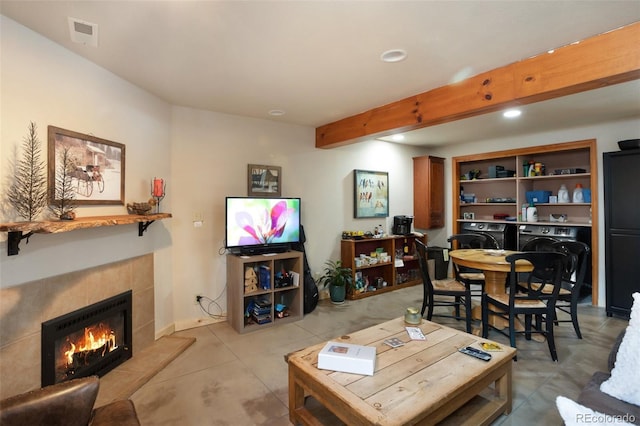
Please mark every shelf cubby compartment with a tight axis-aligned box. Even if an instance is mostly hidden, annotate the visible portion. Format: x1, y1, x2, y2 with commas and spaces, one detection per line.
227, 250, 303, 333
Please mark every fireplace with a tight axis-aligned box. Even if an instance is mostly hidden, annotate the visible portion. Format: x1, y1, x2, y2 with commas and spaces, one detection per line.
41, 290, 133, 387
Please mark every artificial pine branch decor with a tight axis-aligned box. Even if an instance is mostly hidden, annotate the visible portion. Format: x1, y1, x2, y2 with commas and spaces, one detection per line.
7, 122, 48, 221
49, 146, 77, 219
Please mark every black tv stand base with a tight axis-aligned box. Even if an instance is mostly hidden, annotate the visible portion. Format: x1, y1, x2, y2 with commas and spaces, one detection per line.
235, 245, 290, 256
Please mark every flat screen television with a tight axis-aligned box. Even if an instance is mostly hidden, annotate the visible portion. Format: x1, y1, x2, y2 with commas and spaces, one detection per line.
225, 197, 301, 255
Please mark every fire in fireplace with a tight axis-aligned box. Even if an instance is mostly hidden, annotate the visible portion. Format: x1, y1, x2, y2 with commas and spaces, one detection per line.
41, 291, 132, 387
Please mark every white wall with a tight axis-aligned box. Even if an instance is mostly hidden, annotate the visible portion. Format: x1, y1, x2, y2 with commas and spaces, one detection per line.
168, 106, 427, 330
0, 16, 174, 331
0, 16, 427, 336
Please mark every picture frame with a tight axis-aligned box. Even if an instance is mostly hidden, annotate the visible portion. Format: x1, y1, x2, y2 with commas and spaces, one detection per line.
463, 212, 475, 220
248, 164, 281, 197
48, 126, 125, 205
354, 169, 388, 218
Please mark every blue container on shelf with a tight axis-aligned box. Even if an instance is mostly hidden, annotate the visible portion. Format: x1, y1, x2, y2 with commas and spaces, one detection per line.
583, 189, 591, 203
526, 190, 552, 204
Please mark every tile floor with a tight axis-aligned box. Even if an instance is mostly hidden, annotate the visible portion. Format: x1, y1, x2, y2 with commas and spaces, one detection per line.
130, 286, 628, 425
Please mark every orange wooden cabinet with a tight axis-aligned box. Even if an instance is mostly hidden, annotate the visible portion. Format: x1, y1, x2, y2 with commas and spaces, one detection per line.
413, 155, 445, 229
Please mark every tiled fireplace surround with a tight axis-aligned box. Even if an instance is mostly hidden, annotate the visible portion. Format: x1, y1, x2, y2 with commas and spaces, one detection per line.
0, 254, 155, 400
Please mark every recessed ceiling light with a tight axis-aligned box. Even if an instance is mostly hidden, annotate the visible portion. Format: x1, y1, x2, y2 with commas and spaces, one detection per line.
503, 109, 522, 118
380, 49, 407, 63
269, 109, 285, 116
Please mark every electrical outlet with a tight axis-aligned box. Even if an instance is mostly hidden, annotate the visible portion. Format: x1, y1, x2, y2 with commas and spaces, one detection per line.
192, 212, 204, 228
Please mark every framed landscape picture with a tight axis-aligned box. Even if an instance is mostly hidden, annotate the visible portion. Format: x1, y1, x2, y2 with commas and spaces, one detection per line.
354, 169, 388, 218
48, 126, 125, 205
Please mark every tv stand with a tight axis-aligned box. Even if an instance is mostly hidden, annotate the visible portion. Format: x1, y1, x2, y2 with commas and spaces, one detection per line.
237, 245, 289, 256
227, 250, 303, 333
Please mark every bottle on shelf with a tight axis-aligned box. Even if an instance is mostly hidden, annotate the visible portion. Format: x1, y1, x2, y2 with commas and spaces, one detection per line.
526, 204, 538, 222
573, 184, 584, 203
403, 238, 409, 256
558, 184, 570, 203
521, 204, 528, 222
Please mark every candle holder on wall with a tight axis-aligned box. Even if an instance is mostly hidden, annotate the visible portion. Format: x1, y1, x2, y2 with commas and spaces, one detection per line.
151, 177, 166, 213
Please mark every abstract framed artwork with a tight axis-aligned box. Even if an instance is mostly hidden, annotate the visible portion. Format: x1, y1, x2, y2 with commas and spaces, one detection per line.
354, 169, 388, 218
48, 126, 125, 205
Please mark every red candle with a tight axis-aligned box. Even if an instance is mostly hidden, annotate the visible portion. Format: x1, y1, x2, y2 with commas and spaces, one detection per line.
153, 178, 164, 197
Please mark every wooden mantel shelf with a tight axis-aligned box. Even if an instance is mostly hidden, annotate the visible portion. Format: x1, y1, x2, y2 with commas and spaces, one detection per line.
0, 213, 172, 256
0, 213, 172, 234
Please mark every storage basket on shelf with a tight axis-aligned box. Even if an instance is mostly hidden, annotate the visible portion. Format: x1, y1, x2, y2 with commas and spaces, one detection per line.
526, 190, 552, 204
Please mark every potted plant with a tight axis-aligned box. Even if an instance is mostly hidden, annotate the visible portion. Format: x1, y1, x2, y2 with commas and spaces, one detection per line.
318, 260, 353, 304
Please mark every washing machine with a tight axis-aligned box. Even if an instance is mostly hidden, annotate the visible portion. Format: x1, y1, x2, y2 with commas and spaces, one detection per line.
460, 222, 517, 250
518, 224, 592, 287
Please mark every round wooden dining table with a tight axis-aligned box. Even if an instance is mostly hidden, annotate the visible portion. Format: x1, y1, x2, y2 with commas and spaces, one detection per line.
448, 248, 533, 294
449, 248, 534, 331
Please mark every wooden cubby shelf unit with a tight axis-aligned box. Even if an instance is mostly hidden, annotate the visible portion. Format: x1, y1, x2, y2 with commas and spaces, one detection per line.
452, 138, 598, 301
227, 250, 303, 334
0, 213, 172, 256
341, 234, 427, 300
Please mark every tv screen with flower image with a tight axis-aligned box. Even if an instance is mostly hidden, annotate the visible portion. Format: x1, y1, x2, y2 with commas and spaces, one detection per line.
225, 197, 301, 255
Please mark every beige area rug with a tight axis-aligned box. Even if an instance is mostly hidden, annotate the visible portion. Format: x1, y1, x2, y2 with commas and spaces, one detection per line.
95, 335, 196, 407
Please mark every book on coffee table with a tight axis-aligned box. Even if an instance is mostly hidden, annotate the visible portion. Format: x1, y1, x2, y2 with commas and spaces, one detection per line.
318, 341, 376, 375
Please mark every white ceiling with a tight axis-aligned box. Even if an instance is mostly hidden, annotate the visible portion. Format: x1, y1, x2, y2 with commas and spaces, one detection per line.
1, 1, 639, 146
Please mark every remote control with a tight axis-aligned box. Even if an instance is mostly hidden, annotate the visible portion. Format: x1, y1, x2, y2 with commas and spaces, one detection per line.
458, 346, 492, 361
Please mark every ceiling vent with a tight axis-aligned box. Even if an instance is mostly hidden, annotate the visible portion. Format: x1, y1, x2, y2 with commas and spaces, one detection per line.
68, 17, 98, 47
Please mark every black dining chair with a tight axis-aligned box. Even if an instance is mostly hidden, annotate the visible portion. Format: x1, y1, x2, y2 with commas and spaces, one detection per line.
482, 251, 567, 361
521, 236, 557, 252
520, 239, 590, 339
415, 239, 473, 333
474, 232, 501, 250
524, 241, 591, 339
550, 241, 590, 339
447, 233, 500, 293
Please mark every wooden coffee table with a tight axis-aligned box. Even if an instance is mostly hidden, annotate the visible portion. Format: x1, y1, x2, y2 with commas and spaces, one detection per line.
287, 317, 516, 425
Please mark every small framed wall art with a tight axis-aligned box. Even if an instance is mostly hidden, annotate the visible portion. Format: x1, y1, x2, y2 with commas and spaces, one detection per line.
354, 169, 389, 218
248, 164, 281, 197
48, 126, 125, 205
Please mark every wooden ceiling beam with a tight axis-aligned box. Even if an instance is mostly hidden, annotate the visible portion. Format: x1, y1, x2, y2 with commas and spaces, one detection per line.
316, 22, 640, 149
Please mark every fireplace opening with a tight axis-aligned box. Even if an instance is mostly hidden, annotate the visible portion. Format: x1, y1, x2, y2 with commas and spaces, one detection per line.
41, 290, 132, 387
